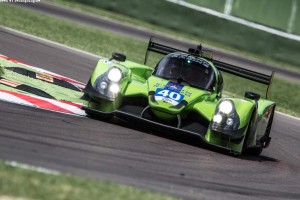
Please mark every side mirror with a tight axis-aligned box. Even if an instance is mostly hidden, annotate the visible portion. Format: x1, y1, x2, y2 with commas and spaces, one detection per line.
245, 91, 260, 101
110, 52, 126, 62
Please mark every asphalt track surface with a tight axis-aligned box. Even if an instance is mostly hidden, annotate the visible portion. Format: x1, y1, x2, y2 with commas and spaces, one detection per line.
15, 1, 300, 83
1, 29, 300, 200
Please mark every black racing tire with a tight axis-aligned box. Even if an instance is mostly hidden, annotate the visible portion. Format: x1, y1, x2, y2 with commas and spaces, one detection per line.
265, 106, 275, 138
244, 146, 263, 156
242, 110, 256, 152
242, 110, 264, 156
243, 106, 275, 156
85, 110, 113, 122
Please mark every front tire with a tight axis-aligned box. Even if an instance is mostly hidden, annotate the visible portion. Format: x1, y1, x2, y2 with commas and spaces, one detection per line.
244, 146, 263, 156
243, 106, 275, 156
242, 110, 264, 156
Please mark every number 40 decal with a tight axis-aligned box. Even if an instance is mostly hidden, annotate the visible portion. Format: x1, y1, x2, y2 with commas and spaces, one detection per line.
156, 89, 183, 101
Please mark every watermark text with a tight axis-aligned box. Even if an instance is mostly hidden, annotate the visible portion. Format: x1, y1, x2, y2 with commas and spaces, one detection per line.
0, 0, 41, 3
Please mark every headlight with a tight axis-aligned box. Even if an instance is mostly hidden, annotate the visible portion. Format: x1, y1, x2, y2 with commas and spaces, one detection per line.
226, 118, 233, 126
213, 114, 222, 123
92, 68, 122, 100
100, 81, 107, 89
107, 67, 122, 82
218, 100, 233, 114
211, 99, 240, 133
109, 83, 120, 93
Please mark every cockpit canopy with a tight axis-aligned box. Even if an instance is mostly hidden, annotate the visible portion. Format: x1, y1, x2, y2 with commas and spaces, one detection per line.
153, 53, 215, 91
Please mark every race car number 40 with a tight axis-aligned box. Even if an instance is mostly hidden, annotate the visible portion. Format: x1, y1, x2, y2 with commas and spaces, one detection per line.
155, 88, 184, 105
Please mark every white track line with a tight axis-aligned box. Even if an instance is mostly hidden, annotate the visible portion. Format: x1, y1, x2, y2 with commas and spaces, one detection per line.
167, 0, 300, 42
5, 160, 61, 175
276, 111, 300, 121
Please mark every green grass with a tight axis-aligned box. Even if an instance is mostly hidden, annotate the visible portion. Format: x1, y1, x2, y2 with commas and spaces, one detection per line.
0, 3, 163, 67
185, 0, 225, 12
0, 161, 177, 200
231, 0, 294, 33
222, 72, 300, 116
0, 3, 299, 117
46, 0, 300, 74
0, 66, 3, 76
50, 0, 300, 69
159, 0, 300, 36
185, 0, 296, 35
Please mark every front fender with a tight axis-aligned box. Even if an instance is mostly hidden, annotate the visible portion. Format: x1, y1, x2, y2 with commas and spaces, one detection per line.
205, 98, 256, 154
231, 98, 256, 129
90, 59, 130, 88
84, 59, 131, 112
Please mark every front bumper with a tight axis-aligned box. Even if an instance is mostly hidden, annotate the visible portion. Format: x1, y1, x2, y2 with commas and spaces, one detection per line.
82, 106, 233, 154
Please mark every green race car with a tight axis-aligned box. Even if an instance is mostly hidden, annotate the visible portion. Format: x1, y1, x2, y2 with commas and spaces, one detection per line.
83, 39, 276, 156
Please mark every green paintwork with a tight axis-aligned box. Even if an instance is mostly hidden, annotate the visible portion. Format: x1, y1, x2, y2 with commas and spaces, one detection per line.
85, 54, 276, 155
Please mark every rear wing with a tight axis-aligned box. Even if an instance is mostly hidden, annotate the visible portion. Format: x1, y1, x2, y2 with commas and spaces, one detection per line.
144, 38, 275, 99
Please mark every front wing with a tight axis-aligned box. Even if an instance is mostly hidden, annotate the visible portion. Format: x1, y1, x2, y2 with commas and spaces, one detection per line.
83, 105, 233, 154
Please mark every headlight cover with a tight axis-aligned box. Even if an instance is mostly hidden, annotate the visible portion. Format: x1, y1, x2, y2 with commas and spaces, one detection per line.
93, 67, 123, 100
107, 67, 122, 82
109, 83, 120, 94
218, 100, 233, 114
211, 99, 240, 135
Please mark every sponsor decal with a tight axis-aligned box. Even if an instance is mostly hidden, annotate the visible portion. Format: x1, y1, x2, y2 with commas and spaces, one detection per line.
170, 53, 210, 68
185, 91, 192, 97
264, 106, 274, 118
36, 73, 54, 83
0, 78, 21, 87
164, 82, 184, 93
103, 60, 112, 64
153, 83, 161, 88
155, 81, 184, 105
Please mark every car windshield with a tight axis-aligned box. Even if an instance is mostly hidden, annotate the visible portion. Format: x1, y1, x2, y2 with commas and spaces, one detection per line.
154, 53, 215, 90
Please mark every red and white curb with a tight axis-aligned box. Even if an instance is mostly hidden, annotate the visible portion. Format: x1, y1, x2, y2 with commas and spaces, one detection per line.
0, 90, 86, 116
0, 54, 86, 90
